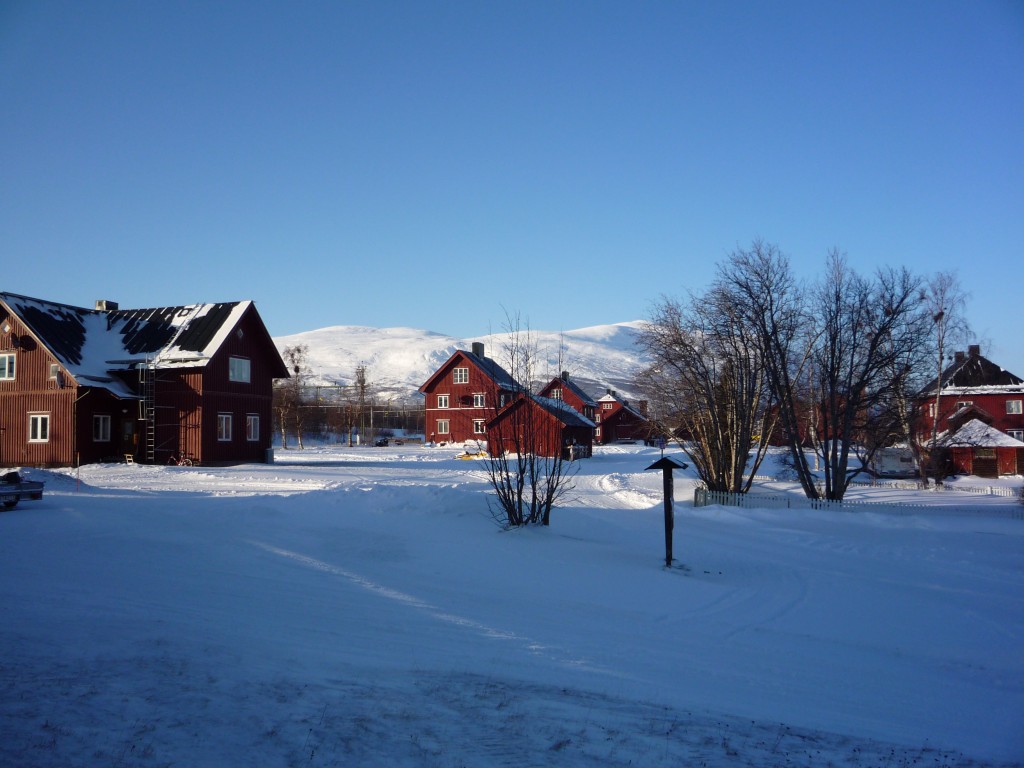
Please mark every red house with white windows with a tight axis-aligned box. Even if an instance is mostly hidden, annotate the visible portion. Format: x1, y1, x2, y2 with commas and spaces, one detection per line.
538, 372, 597, 423
918, 345, 1024, 443
593, 389, 651, 445
0, 292, 287, 467
418, 342, 518, 444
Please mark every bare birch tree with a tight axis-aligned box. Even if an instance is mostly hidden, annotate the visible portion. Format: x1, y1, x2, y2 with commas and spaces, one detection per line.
275, 344, 310, 450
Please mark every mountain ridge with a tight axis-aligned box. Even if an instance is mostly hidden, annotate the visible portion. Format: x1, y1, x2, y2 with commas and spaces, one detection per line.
273, 321, 650, 404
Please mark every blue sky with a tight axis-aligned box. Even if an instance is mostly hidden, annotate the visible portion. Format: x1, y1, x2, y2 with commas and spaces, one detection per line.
2, 1, 1022, 375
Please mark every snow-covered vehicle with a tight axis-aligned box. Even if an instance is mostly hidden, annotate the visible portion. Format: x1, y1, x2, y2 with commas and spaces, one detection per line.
0, 471, 44, 510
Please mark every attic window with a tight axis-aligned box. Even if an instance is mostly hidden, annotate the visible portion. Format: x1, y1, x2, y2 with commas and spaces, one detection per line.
229, 356, 251, 383
1, 321, 10, 334
453, 367, 469, 384
236, 328, 244, 340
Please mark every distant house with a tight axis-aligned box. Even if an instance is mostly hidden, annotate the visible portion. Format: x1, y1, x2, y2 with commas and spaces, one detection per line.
538, 372, 597, 423
938, 418, 1024, 478
918, 344, 1024, 444
0, 293, 288, 467
593, 390, 651, 445
418, 342, 518, 444
486, 392, 594, 459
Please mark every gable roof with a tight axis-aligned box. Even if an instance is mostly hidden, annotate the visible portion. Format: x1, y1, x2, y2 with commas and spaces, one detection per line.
419, 348, 519, 393
541, 375, 597, 407
1, 292, 277, 395
939, 418, 1024, 449
923, 347, 1024, 394
597, 390, 647, 420
488, 392, 596, 430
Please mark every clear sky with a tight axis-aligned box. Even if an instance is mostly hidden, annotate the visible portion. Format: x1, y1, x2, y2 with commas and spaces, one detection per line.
2, 1, 1022, 374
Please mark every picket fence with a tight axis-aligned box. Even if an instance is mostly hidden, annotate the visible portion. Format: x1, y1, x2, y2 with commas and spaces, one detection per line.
693, 487, 1024, 520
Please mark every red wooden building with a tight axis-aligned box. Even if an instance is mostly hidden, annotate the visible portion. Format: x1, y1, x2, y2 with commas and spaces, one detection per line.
538, 372, 597, 424
593, 390, 651, 445
917, 344, 1024, 444
940, 418, 1024, 478
0, 293, 288, 467
486, 393, 594, 459
418, 342, 518, 445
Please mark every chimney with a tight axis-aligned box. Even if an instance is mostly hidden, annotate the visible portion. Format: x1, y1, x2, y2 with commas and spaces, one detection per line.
561, 371, 569, 382
638, 400, 649, 416
471, 341, 485, 358
968, 344, 980, 357
95, 300, 119, 311
954, 351, 965, 365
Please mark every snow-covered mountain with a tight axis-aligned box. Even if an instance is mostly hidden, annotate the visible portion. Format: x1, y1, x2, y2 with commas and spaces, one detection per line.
273, 321, 650, 404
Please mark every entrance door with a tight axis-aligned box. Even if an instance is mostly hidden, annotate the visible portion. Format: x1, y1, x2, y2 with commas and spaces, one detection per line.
121, 420, 136, 459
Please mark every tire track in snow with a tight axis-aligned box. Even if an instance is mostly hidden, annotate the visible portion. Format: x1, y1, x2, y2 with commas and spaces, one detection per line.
248, 540, 624, 679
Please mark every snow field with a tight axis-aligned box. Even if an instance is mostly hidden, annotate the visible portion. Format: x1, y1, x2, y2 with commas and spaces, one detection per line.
1, 445, 1021, 767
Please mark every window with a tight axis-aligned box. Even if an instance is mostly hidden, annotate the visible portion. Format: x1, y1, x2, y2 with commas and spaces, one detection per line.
473, 393, 485, 408
29, 414, 49, 442
927, 403, 936, 418
1008, 429, 1024, 441
437, 419, 450, 435
49, 363, 60, 379
246, 414, 260, 442
595, 426, 602, 437
453, 367, 469, 384
437, 394, 449, 409
93, 415, 111, 442
0, 353, 14, 380
551, 388, 562, 401
956, 400, 973, 409
229, 357, 251, 383
602, 402, 614, 410
473, 419, 486, 434
217, 413, 233, 441
1007, 400, 1022, 415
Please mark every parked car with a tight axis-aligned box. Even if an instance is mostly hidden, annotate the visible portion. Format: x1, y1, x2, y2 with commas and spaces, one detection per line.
374, 437, 389, 447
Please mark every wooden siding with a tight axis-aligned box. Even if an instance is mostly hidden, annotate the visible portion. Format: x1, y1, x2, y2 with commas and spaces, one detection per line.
422, 351, 506, 444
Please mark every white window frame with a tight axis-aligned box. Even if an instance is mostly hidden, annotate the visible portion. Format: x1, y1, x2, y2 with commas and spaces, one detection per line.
229, 356, 251, 383
956, 400, 973, 409
453, 367, 469, 384
437, 419, 450, 435
437, 394, 449, 409
217, 412, 233, 442
1008, 429, 1024, 441
551, 388, 563, 401
93, 414, 111, 442
602, 402, 614, 410
49, 363, 60, 379
473, 393, 485, 408
246, 414, 260, 442
29, 413, 49, 442
1007, 400, 1022, 415
0, 353, 14, 380
473, 419, 486, 434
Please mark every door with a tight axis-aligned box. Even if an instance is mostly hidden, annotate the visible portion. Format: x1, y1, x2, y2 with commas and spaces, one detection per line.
121, 419, 136, 459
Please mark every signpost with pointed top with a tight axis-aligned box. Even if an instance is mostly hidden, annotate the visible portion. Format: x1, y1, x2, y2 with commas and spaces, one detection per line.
645, 455, 689, 568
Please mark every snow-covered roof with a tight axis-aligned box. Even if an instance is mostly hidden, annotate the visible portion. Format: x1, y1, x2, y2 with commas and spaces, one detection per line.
532, 394, 597, 428
939, 419, 1024, 449
544, 375, 597, 407
1, 292, 254, 396
923, 348, 1023, 394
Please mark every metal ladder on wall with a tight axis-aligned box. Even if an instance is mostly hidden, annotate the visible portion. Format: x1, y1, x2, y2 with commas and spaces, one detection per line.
142, 361, 156, 463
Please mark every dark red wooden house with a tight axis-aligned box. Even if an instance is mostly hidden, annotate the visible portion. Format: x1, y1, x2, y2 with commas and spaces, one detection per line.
593, 390, 651, 445
0, 293, 288, 467
940, 418, 1024, 478
486, 392, 595, 459
418, 342, 519, 445
538, 372, 597, 423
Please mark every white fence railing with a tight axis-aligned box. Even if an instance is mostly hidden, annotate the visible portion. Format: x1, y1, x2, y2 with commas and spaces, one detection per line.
748, 475, 1020, 498
693, 487, 1024, 519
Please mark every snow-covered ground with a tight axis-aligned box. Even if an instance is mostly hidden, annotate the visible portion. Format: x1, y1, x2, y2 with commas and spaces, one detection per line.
2, 445, 1022, 767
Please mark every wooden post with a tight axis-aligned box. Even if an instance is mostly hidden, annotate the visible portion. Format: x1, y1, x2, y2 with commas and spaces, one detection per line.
645, 456, 688, 568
